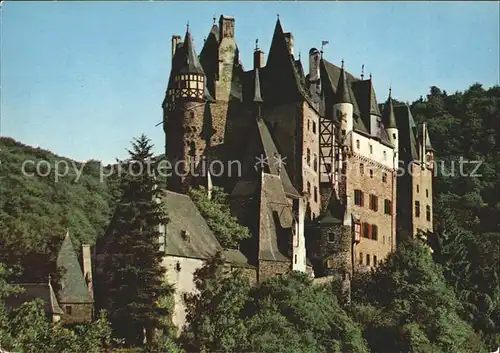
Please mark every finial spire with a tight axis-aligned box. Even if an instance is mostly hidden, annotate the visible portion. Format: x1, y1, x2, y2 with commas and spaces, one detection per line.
361, 64, 364, 80
255, 38, 259, 50
277, 14, 279, 19
213, 15, 216, 25
341, 58, 344, 69
389, 86, 392, 98
369, 72, 372, 80
186, 21, 190, 32
298, 50, 301, 61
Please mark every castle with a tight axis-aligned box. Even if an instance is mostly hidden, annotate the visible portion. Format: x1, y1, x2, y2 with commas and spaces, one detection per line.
99, 14, 436, 331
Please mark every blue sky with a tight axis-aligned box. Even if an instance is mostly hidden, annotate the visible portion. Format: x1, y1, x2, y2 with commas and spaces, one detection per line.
1, 1, 499, 164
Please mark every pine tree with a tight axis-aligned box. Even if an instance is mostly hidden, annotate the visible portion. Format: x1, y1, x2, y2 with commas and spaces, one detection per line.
104, 135, 171, 346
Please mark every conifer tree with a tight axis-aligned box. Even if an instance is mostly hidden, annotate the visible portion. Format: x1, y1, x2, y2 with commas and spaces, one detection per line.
104, 134, 171, 346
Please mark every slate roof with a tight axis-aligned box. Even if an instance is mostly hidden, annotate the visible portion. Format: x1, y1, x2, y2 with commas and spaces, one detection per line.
318, 190, 345, 226
163, 191, 252, 267
6, 283, 64, 315
231, 117, 300, 200
178, 27, 205, 75
258, 173, 294, 262
382, 90, 397, 129
394, 104, 419, 161
57, 233, 93, 304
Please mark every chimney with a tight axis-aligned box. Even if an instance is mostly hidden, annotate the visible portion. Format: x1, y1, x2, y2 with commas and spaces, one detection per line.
254, 49, 265, 69
82, 244, 93, 300
283, 32, 294, 56
219, 15, 235, 39
171, 35, 181, 60
309, 48, 321, 82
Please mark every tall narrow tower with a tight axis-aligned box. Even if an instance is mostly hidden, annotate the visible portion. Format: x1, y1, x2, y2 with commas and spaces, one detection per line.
162, 24, 212, 193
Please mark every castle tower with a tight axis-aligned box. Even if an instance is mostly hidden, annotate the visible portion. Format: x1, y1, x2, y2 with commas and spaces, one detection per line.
382, 88, 399, 165
163, 24, 212, 193
334, 60, 354, 138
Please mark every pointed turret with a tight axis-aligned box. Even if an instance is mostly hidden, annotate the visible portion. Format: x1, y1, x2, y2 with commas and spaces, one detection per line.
56, 232, 93, 305
179, 25, 205, 75
335, 60, 352, 104
382, 88, 397, 129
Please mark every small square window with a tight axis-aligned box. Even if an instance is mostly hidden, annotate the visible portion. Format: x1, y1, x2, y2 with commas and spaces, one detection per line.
312, 121, 316, 134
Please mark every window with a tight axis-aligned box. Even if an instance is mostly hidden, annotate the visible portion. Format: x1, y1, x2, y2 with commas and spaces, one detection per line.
313, 154, 318, 172
372, 224, 378, 241
294, 254, 297, 264
65, 306, 72, 315
314, 186, 318, 202
337, 109, 342, 118
426, 189, 429, 198
354, 189, 364, 206
328, 232, 335, 242
426, 205, 431, 221
307, 181, 311, 195
416, 184, 419, 193
383, 151, 387, 160
382, 172, 387, 183
363, 223, 370, 238
356, 140, 360, 149
415, 201, 420, 218
175, 262, 181, 272
342, 129, 346, 136
384, 199, 392, 215
366, 254, 371, 266
392, 133, 396, 139
360, 163, 364, 175
359, 252, 363, 265
374, 255, 378, 266
312, 121, 316, 134
369, 194, 378, 211
354, 223, 361, 243
369, 145, 373, 154
383, 235, 385, 245
307, 148, 311, 166
369, 169, 374, 178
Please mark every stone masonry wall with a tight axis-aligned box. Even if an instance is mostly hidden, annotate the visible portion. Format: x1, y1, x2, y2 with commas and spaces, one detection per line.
258, 260, 290, 283
59, 303, 93, 325
411, 162, 433, 236
347, 153, 396, 270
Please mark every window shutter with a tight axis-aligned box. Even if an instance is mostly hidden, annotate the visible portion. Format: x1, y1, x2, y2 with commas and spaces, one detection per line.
368, 224, 372, 239
361, 192, 364, 207
374, 197, 378, 212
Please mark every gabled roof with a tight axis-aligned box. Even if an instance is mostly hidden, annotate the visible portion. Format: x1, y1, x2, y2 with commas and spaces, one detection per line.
258, 173, 294, 262
6, 283, 64, 315
231, 116, 300, 199
57, 233, 93, 304
425, 128, 434, 151
163, 191, 252, 267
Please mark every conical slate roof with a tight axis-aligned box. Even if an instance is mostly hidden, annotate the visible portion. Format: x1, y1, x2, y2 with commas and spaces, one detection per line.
178, 26, 205, 75
382, 89, 397, 129
318, 190, 345, 226
335, 64, 352, 104
56, 231, 92, 304
425, 128, 435, 151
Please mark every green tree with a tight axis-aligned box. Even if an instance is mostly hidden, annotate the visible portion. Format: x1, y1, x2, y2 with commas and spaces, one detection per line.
188, 186, 250, 248
101, 135, 172, 346
351, 239, 487, 353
